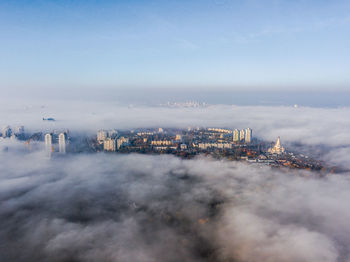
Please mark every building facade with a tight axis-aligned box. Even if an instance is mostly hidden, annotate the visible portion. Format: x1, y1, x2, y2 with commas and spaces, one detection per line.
58, 132, 67, 154
239, 129, 246, 141
233, 129, 240, 142
104, 137, 116, 151
45, 133, 53, 156
245, 128, 252, 143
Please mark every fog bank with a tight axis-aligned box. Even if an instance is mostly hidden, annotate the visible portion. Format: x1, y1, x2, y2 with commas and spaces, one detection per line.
1, 151, 350, 262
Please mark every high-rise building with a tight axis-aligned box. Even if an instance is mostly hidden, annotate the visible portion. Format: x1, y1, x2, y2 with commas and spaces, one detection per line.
103, 137, 116, 151
239, 129, 245, 141
2, 126, 12, 138
45, 133, 52, 146
233, 129, 240, 142
45, 133, 53, 156
245, 128, 252, 143
58, 133, 67, 154
97, 130, 108, 143
268, 137, 285, 154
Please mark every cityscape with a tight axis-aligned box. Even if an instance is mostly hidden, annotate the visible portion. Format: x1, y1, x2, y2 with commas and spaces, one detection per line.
1, 1, 350, 261
1, 124, 329, 173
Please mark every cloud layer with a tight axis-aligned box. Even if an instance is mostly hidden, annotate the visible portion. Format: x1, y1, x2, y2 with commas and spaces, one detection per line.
2, 100, 350, 166
1, 99, 350, 261
0, 150, 350, 262
1, 100, 350, 146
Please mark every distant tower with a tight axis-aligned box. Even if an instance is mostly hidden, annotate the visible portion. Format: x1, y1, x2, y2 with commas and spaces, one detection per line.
45, 133, 53, 156
239, 129, 245, 141
233, 129, 240, 142
58, 133, 67, 154
2, 126, 12, 138
245, 128, 252, 143
97, 130, 108, 143
45, 133, 52, 147
268, 137, 285, 154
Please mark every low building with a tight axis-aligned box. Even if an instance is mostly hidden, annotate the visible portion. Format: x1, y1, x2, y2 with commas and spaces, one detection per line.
197, 143, 232, 150
137, 132, 154, 136
175, 134, 182, 141
154, 146, 177, 151
233, 129, 240, 142
207, 128, 232, 133
151, 140, 172, 146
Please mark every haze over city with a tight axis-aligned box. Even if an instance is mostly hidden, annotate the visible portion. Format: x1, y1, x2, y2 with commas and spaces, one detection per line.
1, 1, 350, 262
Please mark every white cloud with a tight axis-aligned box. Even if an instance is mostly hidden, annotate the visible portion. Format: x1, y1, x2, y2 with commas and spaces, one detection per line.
0, 153, 349, 261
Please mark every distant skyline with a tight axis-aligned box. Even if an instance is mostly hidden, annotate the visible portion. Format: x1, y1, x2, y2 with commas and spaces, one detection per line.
1, 0, 350, 90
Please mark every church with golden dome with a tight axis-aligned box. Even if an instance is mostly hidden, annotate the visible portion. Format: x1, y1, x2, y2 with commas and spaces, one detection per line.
268, 137, 285, 154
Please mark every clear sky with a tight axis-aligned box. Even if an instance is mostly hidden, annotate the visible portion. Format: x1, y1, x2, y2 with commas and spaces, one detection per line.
1, 0, 350, 91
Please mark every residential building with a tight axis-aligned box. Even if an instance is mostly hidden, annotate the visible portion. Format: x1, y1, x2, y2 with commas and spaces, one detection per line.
104, 137, 116, 151
58, 132, 67, 154
245, 128, 252, 143
239, 129, 245, 141
233, 129, 240, 142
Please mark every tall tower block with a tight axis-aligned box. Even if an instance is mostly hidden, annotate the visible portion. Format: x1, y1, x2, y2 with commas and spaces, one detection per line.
58, 133, 67, 154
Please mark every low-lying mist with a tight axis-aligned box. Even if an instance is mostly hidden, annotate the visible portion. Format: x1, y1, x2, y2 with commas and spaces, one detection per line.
1, 150, 350, 262
2, 100, 350, 166
1, 99, 350, 261
1, 100, 350, 147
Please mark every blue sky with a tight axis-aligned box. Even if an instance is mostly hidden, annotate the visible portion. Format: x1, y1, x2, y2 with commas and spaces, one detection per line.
1, 0, 350, 90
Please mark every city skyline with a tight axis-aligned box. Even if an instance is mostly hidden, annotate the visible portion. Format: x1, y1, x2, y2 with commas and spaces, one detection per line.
1, 124, 326, 172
